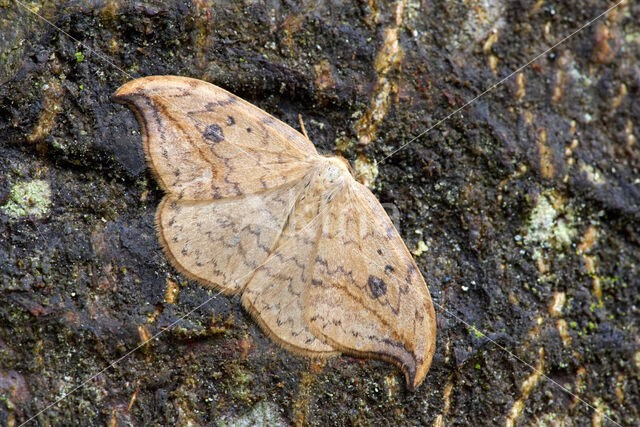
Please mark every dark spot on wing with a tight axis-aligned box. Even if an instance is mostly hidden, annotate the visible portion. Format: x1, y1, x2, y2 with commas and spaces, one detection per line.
368, 275, 387, 298
377, 249, 383, 255
203, 124, 224, 143
226, 116, 235, 126
246, 127, 252, 133
385, 265, 395, 274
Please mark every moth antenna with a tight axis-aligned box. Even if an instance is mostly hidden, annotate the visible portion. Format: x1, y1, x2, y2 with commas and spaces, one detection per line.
298, 113, 309, 140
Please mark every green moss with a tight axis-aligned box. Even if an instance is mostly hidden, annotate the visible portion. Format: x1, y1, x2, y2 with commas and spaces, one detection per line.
468, 323, 485, 339
589, 300, 604, 312
1, 179, 52, 219
226, 362, 254, 403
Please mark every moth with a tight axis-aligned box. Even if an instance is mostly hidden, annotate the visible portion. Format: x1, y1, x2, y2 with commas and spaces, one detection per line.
113, 76, 436, 389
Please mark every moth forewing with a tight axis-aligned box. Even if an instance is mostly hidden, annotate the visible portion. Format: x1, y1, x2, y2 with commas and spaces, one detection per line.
306, 178, 436, 389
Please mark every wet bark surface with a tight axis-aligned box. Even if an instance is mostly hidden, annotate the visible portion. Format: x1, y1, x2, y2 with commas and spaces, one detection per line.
1, 0, 639, 425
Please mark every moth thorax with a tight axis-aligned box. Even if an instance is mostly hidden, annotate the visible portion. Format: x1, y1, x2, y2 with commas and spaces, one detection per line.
321, 156, 350, 188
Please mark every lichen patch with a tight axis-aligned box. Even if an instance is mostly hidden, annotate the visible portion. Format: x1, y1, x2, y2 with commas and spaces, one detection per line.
1, 179, 52, 219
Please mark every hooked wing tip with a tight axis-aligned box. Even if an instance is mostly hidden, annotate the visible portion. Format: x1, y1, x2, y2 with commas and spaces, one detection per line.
111, 76, 165, 103
355, 330, 435, 391
400, 313, 437, 391
111, 83, 139, 106
112, 78, 143, 102
112, 75, 202, 99
405, 356, 431, 391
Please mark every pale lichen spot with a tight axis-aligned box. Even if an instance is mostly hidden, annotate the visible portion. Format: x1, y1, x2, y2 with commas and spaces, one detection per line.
524, 190, 576, 249
219, 401, 287, 426
1, 179, 52, 219
580, 163, 607, 185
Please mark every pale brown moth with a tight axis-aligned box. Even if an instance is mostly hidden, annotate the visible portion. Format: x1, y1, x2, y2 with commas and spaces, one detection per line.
112, 76, 436, 390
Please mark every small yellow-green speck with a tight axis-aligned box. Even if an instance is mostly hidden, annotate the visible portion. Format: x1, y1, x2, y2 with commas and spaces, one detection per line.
412, 240, 428, 257
75, 51, 85, 62
1, 179, 52, 219
469, 323, 485, 339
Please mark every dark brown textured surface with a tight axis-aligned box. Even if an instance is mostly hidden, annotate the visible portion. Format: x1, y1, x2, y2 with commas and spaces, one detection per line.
1, 0, 639, 425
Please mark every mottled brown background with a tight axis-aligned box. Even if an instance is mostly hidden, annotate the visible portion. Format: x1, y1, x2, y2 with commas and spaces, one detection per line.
1, 0, 639, 425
